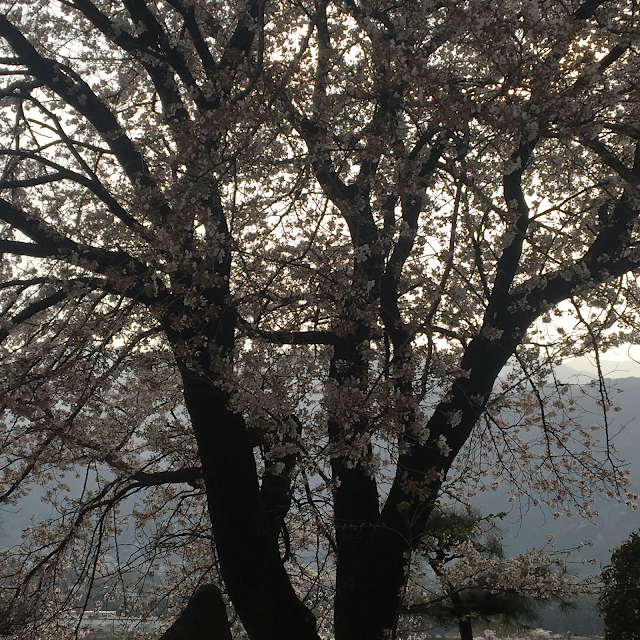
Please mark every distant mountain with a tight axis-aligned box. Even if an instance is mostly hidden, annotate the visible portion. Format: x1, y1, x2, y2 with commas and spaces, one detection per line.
470, 370, 640, 635
473, 374, 640, 568
1, 482, 52, 548
0, 470, 137, 550
4, 373, 640, 562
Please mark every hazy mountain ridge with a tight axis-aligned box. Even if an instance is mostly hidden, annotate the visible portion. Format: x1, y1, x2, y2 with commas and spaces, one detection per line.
473, 372, 640, 568
4, 373, 640, 560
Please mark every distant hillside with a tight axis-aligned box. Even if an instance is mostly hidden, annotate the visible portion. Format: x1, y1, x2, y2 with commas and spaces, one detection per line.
0, 471, 137, 550
472, 374, 640, 569
1, 482, 52, 548
470, 370, 640, 636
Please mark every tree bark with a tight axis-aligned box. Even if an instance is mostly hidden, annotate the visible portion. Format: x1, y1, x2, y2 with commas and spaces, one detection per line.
181, 374, 319, 640
450, 592, 474, 640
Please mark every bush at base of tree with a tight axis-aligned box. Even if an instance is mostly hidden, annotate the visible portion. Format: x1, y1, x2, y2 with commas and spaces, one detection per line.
598, 531, 640, 640
0, 600, 34, 638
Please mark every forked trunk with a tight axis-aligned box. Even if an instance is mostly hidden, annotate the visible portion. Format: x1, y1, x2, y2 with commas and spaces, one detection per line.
182, 375, 320, 640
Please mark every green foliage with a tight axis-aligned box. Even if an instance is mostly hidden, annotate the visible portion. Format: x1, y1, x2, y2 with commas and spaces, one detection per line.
421, 508, 507, 561
598, 531, 640, 640
411, 586, 541, 630
407, 508, 574, 639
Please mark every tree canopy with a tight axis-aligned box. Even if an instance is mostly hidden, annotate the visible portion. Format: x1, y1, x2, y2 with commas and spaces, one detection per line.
0, 0, 638, 638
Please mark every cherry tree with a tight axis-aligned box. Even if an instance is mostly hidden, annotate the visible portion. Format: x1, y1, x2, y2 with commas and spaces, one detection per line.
0, 0, 638, 638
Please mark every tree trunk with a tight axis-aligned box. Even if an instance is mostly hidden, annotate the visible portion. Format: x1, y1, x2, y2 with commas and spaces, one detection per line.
181, 374, 320, 640
450, 592, 474, 640
457, 617, 474, 640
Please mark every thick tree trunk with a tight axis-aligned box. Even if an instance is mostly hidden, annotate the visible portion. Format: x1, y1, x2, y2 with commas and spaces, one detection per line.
333, 528, 410, 640
332, 329, 528, 639
457, 617, 474, 640
182, 375, 320, 640
328, 333, 384, 640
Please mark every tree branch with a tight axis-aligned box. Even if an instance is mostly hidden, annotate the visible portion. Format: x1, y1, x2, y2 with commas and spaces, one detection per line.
582, 136, 640, 188
0, 199, 161, 302
0, 148, 152, 240
573, 0, 612, 20
0, 14, 174, 223
121, 0, 211, 111
69, 0, 190, 123
131, 467, 203, 488
237, 316, 336, 345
